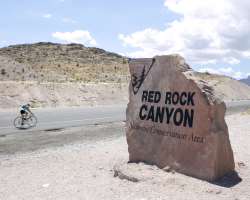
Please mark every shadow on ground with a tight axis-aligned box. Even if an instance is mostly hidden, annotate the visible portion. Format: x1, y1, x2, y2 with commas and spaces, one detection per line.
211, 171, 242, 188
0, 122, 125, 155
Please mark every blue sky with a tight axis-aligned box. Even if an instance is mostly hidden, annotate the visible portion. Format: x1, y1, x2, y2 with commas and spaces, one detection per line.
0, 0, 249, 79
0, 0, 171, 51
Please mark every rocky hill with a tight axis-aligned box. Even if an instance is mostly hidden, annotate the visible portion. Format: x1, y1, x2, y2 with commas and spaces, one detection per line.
0, 42, 129, 83
191, 72, 250, 101
240, 76, 250, 86
0, 43, 250, 109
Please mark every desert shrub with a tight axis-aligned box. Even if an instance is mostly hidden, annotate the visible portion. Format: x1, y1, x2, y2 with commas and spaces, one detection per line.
16, 58, 23, 63
1, 68, 6, 75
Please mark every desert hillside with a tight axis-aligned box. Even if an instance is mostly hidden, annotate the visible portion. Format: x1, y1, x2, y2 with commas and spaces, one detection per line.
0, 42, 129, 83
0, 81, 128, 109
0, 43, 250, 109
193, 72, 250, 101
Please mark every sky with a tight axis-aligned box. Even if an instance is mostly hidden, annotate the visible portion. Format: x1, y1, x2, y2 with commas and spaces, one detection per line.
0, 0, 249, 79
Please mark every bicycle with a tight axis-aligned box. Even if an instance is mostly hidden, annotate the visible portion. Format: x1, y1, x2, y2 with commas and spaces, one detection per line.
13, 112, 38, 129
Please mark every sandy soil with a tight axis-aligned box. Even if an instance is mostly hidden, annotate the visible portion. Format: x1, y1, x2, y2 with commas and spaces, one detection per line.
0, 81, 128, 109
1, 77, 250, 110
0, 113, 250, 200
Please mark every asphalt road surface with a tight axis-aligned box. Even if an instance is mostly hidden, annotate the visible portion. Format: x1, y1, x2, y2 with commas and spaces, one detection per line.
0, 101, 250, 155
1, 101, 250, 135
0, 105, 126, 135
225, 100, 250, 114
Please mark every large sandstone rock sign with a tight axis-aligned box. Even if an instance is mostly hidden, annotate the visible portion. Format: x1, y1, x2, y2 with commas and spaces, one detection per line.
126, 55, 235, 181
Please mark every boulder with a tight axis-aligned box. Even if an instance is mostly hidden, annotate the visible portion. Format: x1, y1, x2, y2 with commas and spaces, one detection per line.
126, 55, 235, 181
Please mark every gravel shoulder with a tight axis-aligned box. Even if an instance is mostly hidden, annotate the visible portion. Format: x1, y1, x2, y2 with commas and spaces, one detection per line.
0, 122, 125, 155
0, 113, 250, 200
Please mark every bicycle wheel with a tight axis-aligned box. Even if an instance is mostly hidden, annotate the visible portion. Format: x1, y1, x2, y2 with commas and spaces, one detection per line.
13, 116, 25, 129
27, 115, 37, 127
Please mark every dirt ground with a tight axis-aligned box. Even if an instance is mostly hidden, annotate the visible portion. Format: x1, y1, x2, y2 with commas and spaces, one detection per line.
0, 113, 250, 200
0, 81, 128, 109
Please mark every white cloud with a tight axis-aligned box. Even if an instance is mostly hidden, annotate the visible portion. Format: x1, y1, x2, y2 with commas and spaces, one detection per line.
42, 13, 52, 19
52, 30, 97, 46
119, 0, 250, 66
62, 17, 78, 24
242, 51, 250, 58
198, 67, 244, 79
0, 40, 8, 47
223, 57, 240, 65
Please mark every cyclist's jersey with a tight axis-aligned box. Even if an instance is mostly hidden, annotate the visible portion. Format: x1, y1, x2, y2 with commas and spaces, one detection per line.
20, 105, 30, 112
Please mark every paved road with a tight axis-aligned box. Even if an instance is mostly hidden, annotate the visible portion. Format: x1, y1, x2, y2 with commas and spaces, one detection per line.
225, 100, 250, 114
0, 105, 126, 135
0, 101, 250, 155
1, 100, 250, 135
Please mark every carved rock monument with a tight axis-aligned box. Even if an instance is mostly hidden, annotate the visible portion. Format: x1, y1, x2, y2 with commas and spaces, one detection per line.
126, 55, 235, 181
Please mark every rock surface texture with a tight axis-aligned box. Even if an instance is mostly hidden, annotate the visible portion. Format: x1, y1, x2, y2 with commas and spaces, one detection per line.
126, 55, 235, 181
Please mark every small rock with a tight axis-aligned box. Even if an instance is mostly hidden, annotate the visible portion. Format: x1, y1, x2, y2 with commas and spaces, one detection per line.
42, 183, 50, 188
163, 166, 172, 172
113, 165, 139, 183
237, 161, 246, 168
216, 190, 222, 194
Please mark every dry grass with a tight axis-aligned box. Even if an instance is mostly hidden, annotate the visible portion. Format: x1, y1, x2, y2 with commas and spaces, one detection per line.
0, 42, 129, 83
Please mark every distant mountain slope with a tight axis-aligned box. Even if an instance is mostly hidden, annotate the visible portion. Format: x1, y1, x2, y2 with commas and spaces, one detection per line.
0, 42, 129, 83
240, 76, 250, 86
0, 43, 250, 109
193, 72, 250, 100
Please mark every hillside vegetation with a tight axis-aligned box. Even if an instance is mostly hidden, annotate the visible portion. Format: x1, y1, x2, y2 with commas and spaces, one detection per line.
0, 42, 250, 109
0, 42, 129, 83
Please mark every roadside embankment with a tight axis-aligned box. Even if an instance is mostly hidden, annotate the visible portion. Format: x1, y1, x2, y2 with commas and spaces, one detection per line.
0, 81, 128, 109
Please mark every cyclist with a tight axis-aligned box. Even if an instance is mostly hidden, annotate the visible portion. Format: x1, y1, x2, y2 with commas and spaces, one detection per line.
20, 104, 32, 125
